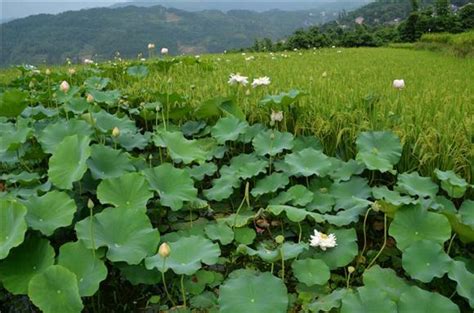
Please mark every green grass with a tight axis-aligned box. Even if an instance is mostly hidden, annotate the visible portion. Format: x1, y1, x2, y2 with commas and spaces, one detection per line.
2, 47, 473, 182
417, 31, 474, 57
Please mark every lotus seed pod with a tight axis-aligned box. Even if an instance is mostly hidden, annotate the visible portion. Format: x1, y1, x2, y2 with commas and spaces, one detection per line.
112, 127, 120, 138
158, 242, 171, 258
275, 235, 285, 244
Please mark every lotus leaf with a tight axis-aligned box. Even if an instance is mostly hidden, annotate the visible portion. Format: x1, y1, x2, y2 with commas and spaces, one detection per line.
252, 129, 294, 156
0, 198, 27, 259
309, 228, 358, 269
398, 286, 460, 313
87, 144, 134, 180
205, 222, 234, 245
118, 262, 161, 285
267, 205, 324, 223
396, 172, 439, 198
362, 265, 410, 301
211, 116, 248, 144
434, 169, 468, 198
158, 131, 210, 164
284, 148, 333, 177
39, 119, 93, 154
0, 89, 29, 117
355, 131, 402, 173
307, 289, 348, 312
229, 153, 268, 179
459, 200, 474, 228
292, 258, 330, 286
251, 172, 289, 197
447, 260, 474, 308
341, 286, 397, 313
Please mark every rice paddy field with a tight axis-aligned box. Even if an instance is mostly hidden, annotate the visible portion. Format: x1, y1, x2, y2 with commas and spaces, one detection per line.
1, 47, 473, 312
119, 48, 474, 183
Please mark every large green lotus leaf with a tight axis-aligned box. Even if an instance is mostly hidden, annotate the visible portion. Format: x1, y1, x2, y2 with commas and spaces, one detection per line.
57, 241, 108, 297
181, 120, 207, 137
187, 162, 218, 180
0, 171, 41, 185
251, 172, 289, 197
127, 65, 149, 78
48, 135, 91, 190
284, 148, 333, 177
402, 240, 451, 283
434, 169, 468, 198
195, 96, 245, 121
39, 119, 93, 154
88, 89, 121, 106
238, 123, 266, 143
0, 89, 29, 117
447, 260, 474, 308
117, 130, 151, 151
372, 186, 415, 206
307, 289, 348, 312
341, 286, 397, 313
28, 265, 84, 313
267, 205, 324, 223
145, 236, 220, 275
363, 265, 410, 302
293, 135, 323, 152
238, 242, 307, 263
323, 205, 368, 226
396, 172, 439, 198
0, 199, 27, 259
204, 173, 240, 201
330, 177, 371, 211
0, 122, 32, 153
23, 191, 76, 236
307, 190, 335, 213
144, 163, 197, 211
84, 76, 110, 90
97, 172, 152, 211
292, 259, 330, 286
398, 286, 460, 313
259, 89, 306, 107
219, 271, 288, 313
75, 207, 160, 265
92, 110, 137, 133
252, 129, 294, 156
184, 270, 216, 295
0, 236, 55, 294
158, 131, 210, 164
229, 153, 268, 179
459, 200, 474, 228
117, 262, 161, 285
389, 204, 451, 251
205, 222, 234, 245
270, 185, 314, 206
329, 159, 365, 182
87, 144, 134, 180
234, 227, 256, 245
310, 228, 358, 270
355, 131, 402, 173
441, 209, 474, 243
211, 116, 248, 144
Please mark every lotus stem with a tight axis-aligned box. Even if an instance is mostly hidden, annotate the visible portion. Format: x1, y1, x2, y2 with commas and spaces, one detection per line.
360, 207, 373, 262
366, 213, 387, 270
446, 233, 456, 256
161, 259, 176, 307
297, 222, 302, 243
280, 247, 285, 281
180, 275, 187, 308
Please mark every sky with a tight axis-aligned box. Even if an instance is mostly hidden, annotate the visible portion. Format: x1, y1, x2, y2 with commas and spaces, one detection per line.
1, 0, 363, 21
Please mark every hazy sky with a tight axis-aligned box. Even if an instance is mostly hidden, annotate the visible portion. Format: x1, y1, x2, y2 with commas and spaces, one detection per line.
1, 0, 361, 20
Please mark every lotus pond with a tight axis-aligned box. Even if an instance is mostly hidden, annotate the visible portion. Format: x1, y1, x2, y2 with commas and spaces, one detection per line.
0, 52, 473, 312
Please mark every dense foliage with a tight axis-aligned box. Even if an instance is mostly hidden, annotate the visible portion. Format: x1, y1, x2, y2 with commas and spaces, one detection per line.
0, 53, 473, 312
250, 0, 474, 51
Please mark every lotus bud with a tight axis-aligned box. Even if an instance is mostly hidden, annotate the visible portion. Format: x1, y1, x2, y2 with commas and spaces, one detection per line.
392, 79, 405, 90
275, 235, 285, 244
86, 94, 94, 103
45, 69, 51, 75
87, 198, 94, 209
59, 81, 70, 93
148, 43, 155, 49
245, 89, 251, 96
161, 47, 169, 55
158, 242, 171, 258
348, 266, 355, 274
112, 127, 120, 138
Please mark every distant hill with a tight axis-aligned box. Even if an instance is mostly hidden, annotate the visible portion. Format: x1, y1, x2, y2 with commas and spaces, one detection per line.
112, 1, 369, 12
0, 4, 360, 66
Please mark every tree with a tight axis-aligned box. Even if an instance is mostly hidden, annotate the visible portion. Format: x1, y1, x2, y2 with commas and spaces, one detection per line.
459, 3, 474, 29
435, 0, 451, 17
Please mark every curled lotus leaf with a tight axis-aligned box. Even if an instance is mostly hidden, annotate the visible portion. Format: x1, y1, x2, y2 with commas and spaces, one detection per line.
434, 169, 468, 198
396, 172, 439, 199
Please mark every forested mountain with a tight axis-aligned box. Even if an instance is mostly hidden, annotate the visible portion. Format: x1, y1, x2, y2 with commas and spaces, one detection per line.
0, 5, 347, 66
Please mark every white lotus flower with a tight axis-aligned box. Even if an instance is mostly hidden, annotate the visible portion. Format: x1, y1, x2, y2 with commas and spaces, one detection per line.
83, 58, 94, 65
251, 76, 271, 88
393, 79, 405, 90
148, 43, 155, 49
309, 230, 337, 251
270, 110, 283, 123
59, 81, 70, 93
245, 56, 255, 61
228, 73, 249, 86
161, 47, 169, 55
